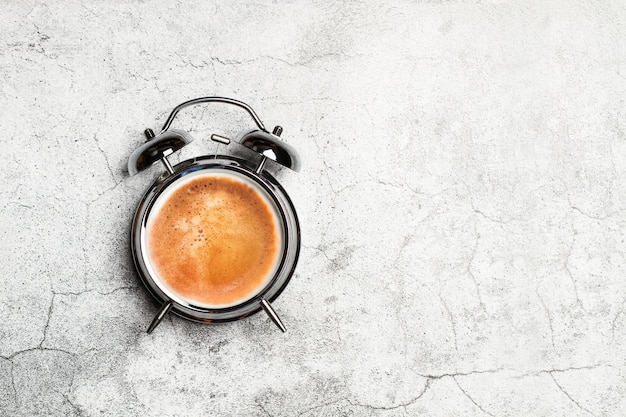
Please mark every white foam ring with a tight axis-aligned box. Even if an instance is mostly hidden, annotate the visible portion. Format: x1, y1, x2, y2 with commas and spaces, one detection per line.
142, 169, 285, 309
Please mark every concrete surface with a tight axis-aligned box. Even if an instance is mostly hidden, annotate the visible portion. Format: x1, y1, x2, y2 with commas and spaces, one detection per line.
1, 1, 626, 416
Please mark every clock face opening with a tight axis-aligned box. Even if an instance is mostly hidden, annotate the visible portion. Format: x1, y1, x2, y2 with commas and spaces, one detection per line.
131, 157, 300, 325
143, 169, 286, 310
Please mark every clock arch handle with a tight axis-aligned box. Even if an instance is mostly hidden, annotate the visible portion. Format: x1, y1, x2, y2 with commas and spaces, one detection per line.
160, 96, 267, 134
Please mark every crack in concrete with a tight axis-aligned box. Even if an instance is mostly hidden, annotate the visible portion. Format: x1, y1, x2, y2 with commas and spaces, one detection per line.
304, 243, 360, 273
570, 205, 625, 221
563, 230, 585, 311
470, 198, 516, 224
468, 229, 487, 313
549, 372, 596, 417
347, 377, 433, 411
257, 402, 274, 417
438, 293, 459, 353
8, 359, 17, 407
563, 262, 585, 311
209, 56, 245, 66
93, 134, 117, 186
389, 234, 413, 274
295, 380, 434, 416
293, 52, 345, 66
453, 376, 495, 416
64, 393, 84, 417
3, 287, 136, 359
4, 202, 34, 210
208, 53, 359, 68
3, 346, 82, 410
535, 287, 556, 349
1, 343, 101, 415
80, 218, 89, 291
311, 131, 339, 197
296, 398, 346, 417
611, 298, 626, 342
303, 244, 334, 264
38, 292, 56, 349
260, 96, 349, 106
7, 347, 79, 361
419, 367, 508, 380
85, 180, 125, 207
54, 286, 139, 298
5, 345, 80, 414
410, 365, 610, 416
517, 364, 610, 378
405, 182, 455, 199
308, 101, 340, 246
365, 176, 457, 221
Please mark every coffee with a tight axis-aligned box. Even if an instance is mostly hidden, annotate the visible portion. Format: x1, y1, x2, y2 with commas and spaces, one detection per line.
146, 171, 283, 308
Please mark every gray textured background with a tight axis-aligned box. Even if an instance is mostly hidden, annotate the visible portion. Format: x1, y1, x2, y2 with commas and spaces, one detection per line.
1, 1, 626, 416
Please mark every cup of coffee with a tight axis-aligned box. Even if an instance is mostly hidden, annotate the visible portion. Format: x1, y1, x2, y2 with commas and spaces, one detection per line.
132, 156, 300, 329
145, 170, 285, 308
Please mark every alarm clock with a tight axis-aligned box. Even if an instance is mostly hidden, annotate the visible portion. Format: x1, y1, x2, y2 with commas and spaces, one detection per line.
128, 97, 301, 334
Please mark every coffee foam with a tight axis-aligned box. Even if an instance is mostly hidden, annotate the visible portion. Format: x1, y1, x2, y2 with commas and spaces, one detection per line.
143, 169, 284, 308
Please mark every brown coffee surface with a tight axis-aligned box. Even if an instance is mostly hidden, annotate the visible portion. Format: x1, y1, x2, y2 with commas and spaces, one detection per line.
148, 175, 281, 306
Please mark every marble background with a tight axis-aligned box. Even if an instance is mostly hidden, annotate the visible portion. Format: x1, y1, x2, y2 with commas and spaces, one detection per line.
1, 1, 626, 416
